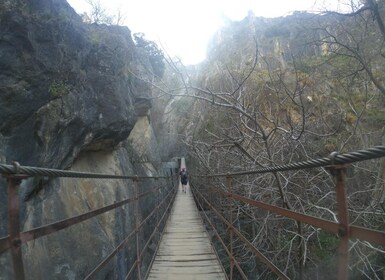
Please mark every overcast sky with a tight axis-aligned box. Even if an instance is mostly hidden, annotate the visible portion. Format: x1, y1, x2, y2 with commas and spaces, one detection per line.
66, 0, 347, 65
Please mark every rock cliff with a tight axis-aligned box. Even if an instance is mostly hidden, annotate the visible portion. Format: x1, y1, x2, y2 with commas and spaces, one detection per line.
0, 0, 167, 278
0, 0, 151, 169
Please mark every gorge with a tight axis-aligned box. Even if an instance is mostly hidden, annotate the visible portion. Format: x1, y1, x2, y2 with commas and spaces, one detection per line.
1, 0, 385, 279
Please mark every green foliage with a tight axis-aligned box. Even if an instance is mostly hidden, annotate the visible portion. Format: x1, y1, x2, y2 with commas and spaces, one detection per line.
48, 81, 69, 98
314, 231, 339, 261
366, 108, 385, 122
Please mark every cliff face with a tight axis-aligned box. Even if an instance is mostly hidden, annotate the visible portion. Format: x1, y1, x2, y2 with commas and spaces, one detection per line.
0, 0, 166, 278
206, 12, 327, 70
0, 0, 153, 169
22, 149, 136, 279
13, 137, 163, 279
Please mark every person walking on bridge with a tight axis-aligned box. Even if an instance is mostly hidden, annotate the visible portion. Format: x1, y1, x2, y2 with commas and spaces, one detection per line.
180, 167, 188, 193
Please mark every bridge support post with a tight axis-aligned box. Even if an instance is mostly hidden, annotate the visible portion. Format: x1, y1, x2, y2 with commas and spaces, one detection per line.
6, 174, 27, 280
169, 168, 174, 189
134, 176, 142, 280
208, 176, 212, 209
331, 165, 349, 280
226, 175, 234, 280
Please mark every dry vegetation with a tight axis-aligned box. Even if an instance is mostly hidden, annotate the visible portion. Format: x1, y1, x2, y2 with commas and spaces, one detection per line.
152, 1, 385, 279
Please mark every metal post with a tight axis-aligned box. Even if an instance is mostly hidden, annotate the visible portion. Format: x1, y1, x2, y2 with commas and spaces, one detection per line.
208, 177, 212, 207
134, 176, 142, 280
7, 175, 27, 280
297, 221, 304, 280
227, 175, 234, 280
169, 168, 174, 189
334, 166, 349, 280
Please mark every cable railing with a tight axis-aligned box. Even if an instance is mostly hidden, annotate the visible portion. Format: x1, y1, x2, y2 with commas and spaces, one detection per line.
0, 162, 178, 280
190, 145, 385, 280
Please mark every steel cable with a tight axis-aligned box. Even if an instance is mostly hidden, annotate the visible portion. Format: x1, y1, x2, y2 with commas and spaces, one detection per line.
1, 146, 384, 178
197, 145, 385, 177
0, 162, 168, 179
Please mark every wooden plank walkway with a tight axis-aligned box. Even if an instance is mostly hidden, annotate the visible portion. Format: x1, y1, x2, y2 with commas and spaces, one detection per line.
147, 181, 226, 280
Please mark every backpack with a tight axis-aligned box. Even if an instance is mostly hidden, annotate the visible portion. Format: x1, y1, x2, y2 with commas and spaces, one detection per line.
181, 171, 188, 183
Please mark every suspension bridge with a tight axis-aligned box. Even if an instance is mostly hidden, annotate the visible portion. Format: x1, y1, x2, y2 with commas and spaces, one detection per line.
1, 146, 385, 279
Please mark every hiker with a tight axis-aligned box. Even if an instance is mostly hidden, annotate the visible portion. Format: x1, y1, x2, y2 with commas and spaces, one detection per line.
180, 167, 188, 193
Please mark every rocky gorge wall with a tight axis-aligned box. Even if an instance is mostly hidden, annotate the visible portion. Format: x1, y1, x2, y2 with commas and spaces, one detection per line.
0, 0, 170, 278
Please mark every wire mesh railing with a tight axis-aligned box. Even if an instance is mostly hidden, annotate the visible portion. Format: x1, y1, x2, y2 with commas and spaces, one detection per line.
190, 145, 385, 280
0, 163, 178, 280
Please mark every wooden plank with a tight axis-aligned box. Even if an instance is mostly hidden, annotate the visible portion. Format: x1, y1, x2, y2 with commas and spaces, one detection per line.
147, 168, 226, 280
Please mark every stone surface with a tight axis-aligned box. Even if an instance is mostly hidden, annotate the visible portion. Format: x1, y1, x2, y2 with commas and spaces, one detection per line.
0, 0, 153, 169
128, 116, 161, 170
0, 0, 167, 279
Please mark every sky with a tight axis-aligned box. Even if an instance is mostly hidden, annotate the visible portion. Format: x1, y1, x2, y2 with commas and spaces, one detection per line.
66, 0, 346, 65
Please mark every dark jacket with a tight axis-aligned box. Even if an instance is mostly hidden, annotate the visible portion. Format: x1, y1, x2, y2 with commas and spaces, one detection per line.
180, 170, 188, 185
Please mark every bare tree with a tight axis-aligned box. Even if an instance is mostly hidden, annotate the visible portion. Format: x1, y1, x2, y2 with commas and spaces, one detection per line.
82, 0, 126, 25
153, 9, 385, 277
